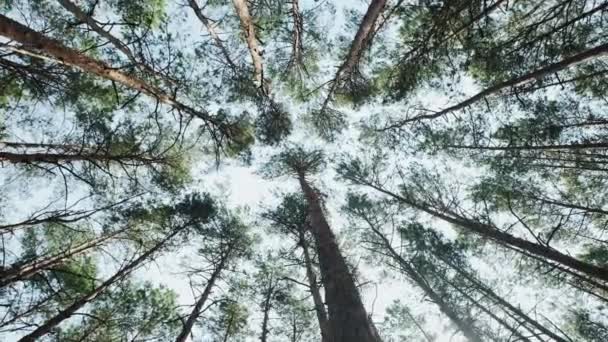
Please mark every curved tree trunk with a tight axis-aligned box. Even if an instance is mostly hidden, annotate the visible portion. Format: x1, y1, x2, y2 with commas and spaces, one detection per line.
297, 172, 381, 342
232, 0, 265, 91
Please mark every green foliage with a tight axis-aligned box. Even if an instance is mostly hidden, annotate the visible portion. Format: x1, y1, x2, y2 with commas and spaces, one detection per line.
54, 281, 180, 341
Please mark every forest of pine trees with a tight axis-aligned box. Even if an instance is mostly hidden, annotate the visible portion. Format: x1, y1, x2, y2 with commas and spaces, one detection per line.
1, 0, 608, 341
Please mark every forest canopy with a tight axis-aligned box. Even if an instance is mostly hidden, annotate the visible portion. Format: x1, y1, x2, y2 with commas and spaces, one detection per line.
1, 0, 608, 341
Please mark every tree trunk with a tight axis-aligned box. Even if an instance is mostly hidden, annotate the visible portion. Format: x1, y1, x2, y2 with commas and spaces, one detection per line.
362, 216, 483, 342
0, 150, 158, 165
443, 257, 570, 342
17, 227, 183, 342
338, 0, 387, 76
382, 42, 608, 128
56, 0, 175, 86
175, 253, 229, 342
446, 142, 608, 151
0, 229, 121, 287
260, 283, 273, 342
0, 15, 225, 133
289, 0, 304, 71
232, 0, 265, 91
348, 177, 608, 284
298, 229, 329, 342
188, 0, 239, 71
296, 173, 380, 342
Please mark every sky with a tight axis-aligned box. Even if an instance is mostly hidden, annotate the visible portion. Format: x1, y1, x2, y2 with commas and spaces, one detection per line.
1, 0, 602, 341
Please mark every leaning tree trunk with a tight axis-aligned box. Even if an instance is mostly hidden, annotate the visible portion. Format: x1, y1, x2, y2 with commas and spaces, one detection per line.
298, 228, 329, 342
232, 0, 265, 90
17, 227, 183, 342
365, 220, 484, 342
353, 178, 608, 284
381, 42, 608, 128
442, 257, 570, 342
175, 252, 229, 342
0, 228, 122, 287
297, 172, 381, 342
0, 14, 225, 131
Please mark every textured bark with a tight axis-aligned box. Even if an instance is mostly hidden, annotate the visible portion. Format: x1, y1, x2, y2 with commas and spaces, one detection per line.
338, 0, 387, 76
0, 15, 224, 130
175, 253, 228, 342
382, 42, 608, 129
17, 227, 183, 342
0, 150, 160, 164
0, 229, 121, 287
232, 0, 265, 90
288, 0, 304, 71
298, 229, 329, 342
297, 173, 380, 342
348, 177, 608, 284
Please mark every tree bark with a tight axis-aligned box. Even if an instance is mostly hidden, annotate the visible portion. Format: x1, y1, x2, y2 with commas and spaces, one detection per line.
56, 0, 175, 86
382, 42, 608, 129
296, 172, 381, 342
446, 142, 608, 151
442, 257, 570, 342
17, 227, 183, 342
298, 228, 329, 342
346, 176, 608, 284
0, 15, 226, 134
175, 252, 229, 342
0, 229, 121, 287
232, 0, 265, 91
362, 215, 483, 342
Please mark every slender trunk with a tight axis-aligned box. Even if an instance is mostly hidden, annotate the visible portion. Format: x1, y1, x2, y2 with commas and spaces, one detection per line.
0, 150, 158, 165
528, 194, 608, 216
18, 227, 183, 342
447, 142, 608, 151
338, 0, 387, 76
298, 229, 329, 342
443, 258, 570, 342
56, 0, 175, 86
188, 0, 239, 71
175, 253, 229, 342
297, 173, 380, 342
260, 284, 273, 342
402, 307, 433, 342
0, 229, 121, 287
0, 15, 225, 132
362, 216, 483, 342
232, 0, 265, 91
439, 273, 530, 342
381, 42, 608, 128
348, 177, 608, 284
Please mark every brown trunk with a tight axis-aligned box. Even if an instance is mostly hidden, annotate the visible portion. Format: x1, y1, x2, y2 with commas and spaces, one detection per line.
443, 258, 570, 342
289, 0, 304, 71
382, 42, 608, 128
447, 142, 608, 151
297, 173, 380, 342
260, 283, 274, 342
0, 150, 158, 165
349, 178, 608, 284
0, 15, 225, 132
188, 0, 239, 71
56, 0, 175, 86
298, 229, 329, 342
362, 216, 483, 342
17, 227, 183, 342
175, 253, 229, 342
232, 0, 265, 91
0, 229, 121, 287
338, 0, 387, 76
